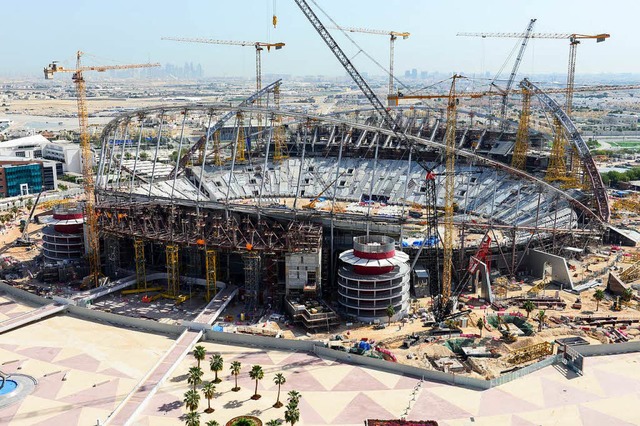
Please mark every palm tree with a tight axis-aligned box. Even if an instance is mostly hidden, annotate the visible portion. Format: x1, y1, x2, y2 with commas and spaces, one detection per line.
622, 288, 634, 303
188, 366, 203, 392
205, 421, 220, 426
193, 345, 206, 369
266, 421, 281, 426
594, 289, 605, 311
287, 390, 301, 407
209, 353, 223, 384
284, 404, 301, 426
184, 389, 200, 412
476, 317, 485, 337
184, 410, 201, 426
201, 381, 215, 413
249, 365, 264, 400
523, 300, 535, 318
537, 310, 547, 332
230, 361, 241, 392
386, 304, 395, 325
273, 373, 286, 408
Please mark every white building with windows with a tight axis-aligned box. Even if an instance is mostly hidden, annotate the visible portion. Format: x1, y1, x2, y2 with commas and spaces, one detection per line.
0, 135, 82, 174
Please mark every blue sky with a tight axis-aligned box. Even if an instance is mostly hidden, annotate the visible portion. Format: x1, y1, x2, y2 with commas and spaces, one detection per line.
1, 0, 638, 79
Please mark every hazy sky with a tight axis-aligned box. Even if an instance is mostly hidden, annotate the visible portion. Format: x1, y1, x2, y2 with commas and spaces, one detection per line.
1, 0, 638, 80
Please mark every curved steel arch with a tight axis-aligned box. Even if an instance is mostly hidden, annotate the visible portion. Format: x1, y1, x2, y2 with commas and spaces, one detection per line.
521, 79, 610, 222
99, 104, 603, 224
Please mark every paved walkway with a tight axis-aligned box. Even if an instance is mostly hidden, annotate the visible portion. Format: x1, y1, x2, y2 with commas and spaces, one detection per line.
133, 343, 640, 426
105, 285, 237, 426
0, 303, 66, 334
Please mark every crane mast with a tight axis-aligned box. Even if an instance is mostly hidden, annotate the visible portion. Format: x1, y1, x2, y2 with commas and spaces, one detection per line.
442, 75, 463, 310
44, 52, 159, 288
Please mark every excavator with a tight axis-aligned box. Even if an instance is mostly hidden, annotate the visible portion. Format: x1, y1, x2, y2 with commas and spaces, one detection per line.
302, 171, 347, 210
15, 191, 43, 247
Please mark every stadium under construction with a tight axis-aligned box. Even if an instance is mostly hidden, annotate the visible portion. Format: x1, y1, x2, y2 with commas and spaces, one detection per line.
91, 75, 612, 327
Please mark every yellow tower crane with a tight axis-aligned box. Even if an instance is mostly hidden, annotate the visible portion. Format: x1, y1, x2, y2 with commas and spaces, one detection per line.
511, 87, 531, 170
457, 31, 609, 183
456, 31, 609, 112
331, 25, 409, 102
44, 52, 159, 288
442, 75, 464, 309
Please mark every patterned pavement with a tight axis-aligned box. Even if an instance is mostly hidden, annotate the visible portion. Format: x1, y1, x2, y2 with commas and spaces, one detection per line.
134, 342, 640, 426
2, 292, 640, 426
0, 296, 174, 426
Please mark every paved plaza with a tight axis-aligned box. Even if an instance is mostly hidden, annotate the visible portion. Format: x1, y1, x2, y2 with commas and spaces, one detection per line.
0, 295, 174, 425
1, 293, 640, 425
136, 342, 640, 426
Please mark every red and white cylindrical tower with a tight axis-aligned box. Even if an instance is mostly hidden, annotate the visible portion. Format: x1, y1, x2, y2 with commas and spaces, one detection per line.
42, 204, 85, 262
338, 235, 410, 322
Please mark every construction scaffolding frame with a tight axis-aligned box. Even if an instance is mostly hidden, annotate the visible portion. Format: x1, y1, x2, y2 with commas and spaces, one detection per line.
243, 251, 261, 314
166, 244, 180, 296
205, 248, 218, 301
134, 238, 146, 290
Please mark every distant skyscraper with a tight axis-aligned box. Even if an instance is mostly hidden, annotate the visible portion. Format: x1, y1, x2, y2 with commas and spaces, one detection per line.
404, 70, 411, 78
411, 69, 418, 79
420, 71, 428, 79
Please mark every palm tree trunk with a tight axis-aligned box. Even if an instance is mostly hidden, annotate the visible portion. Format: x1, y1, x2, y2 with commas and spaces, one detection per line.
276, 385, 281, 405
235, 374, 238, 389
215, 371, 218, 382
254, 379, 258, 396
208, 398, 211, 411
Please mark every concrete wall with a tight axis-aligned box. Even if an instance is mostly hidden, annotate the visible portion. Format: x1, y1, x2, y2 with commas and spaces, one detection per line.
575, 341, 640, 357
66, 305, 182, 337
0, 281, 50, 307
522, 249, 573, 289
285, 251, 321, 294
203, 329, 322, 352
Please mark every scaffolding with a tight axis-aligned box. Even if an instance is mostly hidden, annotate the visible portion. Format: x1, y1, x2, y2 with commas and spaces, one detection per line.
511, 88, 531, 171
166, 244, 180, 296
236, 112, 246, 162
104, 236, 120, 278
134, 238, 146, 290
264, 254, 280, 307
205, 248, 218, 301
243, 252, 261, 315
212, 129, 223, 166
545, 117, 577, 187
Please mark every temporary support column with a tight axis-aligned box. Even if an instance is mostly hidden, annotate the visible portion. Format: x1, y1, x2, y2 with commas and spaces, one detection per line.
205, 248, 217, 301
236, 112, 246, 162
166, 244, 180, 297
243, 252, 261, 316
134, 238, 146, 290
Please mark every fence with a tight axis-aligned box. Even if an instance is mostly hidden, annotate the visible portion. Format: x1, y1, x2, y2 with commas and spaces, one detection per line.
489, 355, 560, 387
575, 341, 640, 357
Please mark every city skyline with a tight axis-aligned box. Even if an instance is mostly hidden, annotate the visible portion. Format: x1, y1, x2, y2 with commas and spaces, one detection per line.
1, 0, 638, 81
